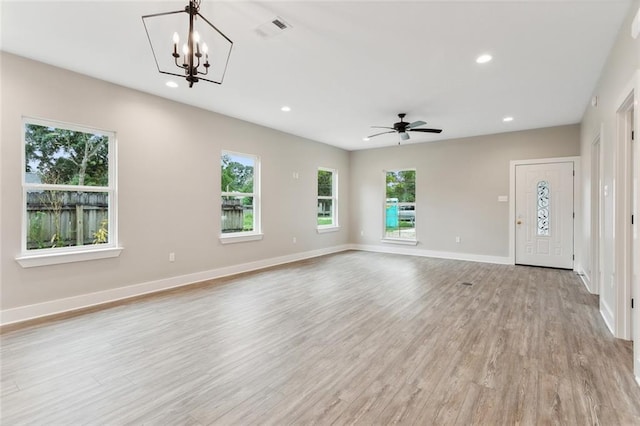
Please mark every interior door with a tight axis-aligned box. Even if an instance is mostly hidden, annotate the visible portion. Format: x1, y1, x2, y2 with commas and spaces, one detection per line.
515, 162, 574, 269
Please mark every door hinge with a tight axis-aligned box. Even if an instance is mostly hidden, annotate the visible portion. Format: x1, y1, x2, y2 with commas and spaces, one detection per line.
632, 214, 635, 225
572, 170, 575, 176
632, 298, 634, 309
572, 254, 575, 260
573, 212, 575, 219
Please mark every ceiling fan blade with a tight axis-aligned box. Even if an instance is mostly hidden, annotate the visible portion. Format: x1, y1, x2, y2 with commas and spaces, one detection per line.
409, 128, 443, 134
399, 132, 410, 141
370, 126, 394, 130
367, 130, 395, 138
407, 120, 426, 129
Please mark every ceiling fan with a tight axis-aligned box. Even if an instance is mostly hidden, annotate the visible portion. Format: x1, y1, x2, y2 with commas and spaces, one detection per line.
368, 113, 442, 141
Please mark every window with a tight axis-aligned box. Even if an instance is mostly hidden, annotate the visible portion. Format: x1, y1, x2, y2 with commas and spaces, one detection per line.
537, 180, 550, 236
384, 169, 416, 242
220, 151, 261, 243
317, 168, 338, 231
18, 118, 120, 267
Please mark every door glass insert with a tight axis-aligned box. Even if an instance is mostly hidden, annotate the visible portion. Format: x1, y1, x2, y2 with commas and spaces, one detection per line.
537, 180, 550, 236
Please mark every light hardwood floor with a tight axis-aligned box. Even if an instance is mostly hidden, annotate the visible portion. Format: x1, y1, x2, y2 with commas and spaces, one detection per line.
1, 251, 639, 424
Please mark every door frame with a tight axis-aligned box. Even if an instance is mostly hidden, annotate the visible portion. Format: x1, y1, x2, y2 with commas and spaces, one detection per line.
613, 71, 639, 344
509, 157, 581, 268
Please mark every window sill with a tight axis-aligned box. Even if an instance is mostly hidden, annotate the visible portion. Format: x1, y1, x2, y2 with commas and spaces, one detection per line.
16, 246, 124, 268
219, 232, 264, 245
381, 238, 418, 246
317, 226, 340, 234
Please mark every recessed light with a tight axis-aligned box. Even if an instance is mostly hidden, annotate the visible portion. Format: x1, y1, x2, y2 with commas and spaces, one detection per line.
503, 116, 514, 122
476, 54, 492, 64
362, 137, 370, 141
281, 106, 291, 112
166, 81, 178, 88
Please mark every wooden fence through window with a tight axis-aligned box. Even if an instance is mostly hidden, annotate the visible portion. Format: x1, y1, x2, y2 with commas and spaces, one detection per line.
26, 191, 108, 249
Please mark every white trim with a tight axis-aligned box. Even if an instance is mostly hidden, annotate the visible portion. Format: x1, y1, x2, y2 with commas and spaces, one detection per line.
219, 232, 264, 244
381, 238, 418, 246
577, 271, 592, 293
20, 117, 118, 258
601, 298, 615, 335
317, 226, 340, 234
221, 150, 261, 236
16, 246, 123, 268
317, 167, 338, 228
354, 243, 511, 265
1, 244, 351, 326
509, 156, 581, 268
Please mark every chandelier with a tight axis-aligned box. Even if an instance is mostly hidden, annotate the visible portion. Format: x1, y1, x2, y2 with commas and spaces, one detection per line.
142, 0, 233, 88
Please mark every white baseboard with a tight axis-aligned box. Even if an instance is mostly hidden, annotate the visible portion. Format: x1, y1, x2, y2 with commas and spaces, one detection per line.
600, 300, 615, 335
0, 244, 351, 326
352, 244, 512, 265
576, 270, 595, 294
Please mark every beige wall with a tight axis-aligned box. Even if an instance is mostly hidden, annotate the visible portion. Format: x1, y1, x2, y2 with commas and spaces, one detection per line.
349, 126, 580, 258
0, 53, 350, 311
579, 0, 640, 335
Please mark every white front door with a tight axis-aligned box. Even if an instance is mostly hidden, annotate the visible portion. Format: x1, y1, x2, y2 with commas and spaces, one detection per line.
515, 162, 574, 269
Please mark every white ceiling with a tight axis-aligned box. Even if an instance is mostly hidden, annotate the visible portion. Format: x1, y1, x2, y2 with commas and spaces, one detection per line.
0, 0, 632, 151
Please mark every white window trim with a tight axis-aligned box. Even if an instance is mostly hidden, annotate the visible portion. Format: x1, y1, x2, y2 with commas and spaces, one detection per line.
220, 150, 261, 243
17, 117, 121, 267
16, 247, 124, 268
383, 168, 417, 243
219, 232, 264, 244
317, 226, 340, 234
317, 167, 339, 231
381, 238, 419, 246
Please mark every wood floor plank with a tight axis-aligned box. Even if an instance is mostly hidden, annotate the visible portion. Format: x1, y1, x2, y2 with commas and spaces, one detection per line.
1, 251, 640, 424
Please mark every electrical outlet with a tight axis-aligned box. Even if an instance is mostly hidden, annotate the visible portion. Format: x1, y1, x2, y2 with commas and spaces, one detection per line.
360, 230, 364, 237
455, 236, 461, 243
169, 252, 175, 262
292, 237, 297, 244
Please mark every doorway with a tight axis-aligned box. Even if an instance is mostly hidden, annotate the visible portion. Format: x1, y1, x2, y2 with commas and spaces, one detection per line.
515, 161, 574, 269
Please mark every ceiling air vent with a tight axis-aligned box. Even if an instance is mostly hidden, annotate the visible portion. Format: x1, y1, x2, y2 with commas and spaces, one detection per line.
255, 16, 292, 38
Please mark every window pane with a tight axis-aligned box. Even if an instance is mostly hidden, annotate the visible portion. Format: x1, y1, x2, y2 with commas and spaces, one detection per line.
385, 170, 416, 240
318, 170, 333, 197
26, 190, 109, 250
537, 180, 550, 236
221, 153, 254, 193
386, 170, 415, 202
317, 199, 333, 225
222, 196, 254, 233
25, 124, 109, 186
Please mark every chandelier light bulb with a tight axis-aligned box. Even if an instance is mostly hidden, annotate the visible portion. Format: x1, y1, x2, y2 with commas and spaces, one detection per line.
182, 43, 189, 55
202, 42, 208, 54
193, 31, 200, 43
172, 32, 180, 44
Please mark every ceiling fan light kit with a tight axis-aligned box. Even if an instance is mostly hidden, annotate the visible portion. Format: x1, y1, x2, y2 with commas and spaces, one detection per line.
142, 0, 233, 88
367, 113, 442, 143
